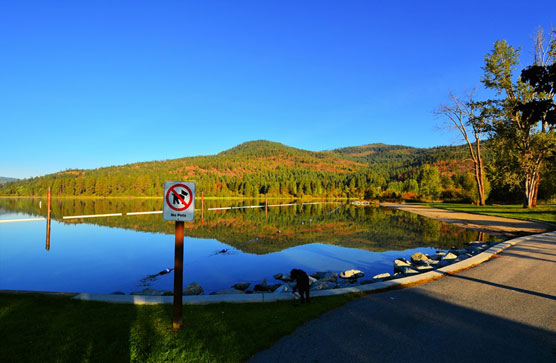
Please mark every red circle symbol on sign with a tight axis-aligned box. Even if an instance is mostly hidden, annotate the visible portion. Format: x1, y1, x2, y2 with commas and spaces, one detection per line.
166, 184, 193, 211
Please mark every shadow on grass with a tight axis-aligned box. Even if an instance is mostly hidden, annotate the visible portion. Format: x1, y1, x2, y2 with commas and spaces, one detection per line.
0, 292, 360, 362
0, 293, 137, 363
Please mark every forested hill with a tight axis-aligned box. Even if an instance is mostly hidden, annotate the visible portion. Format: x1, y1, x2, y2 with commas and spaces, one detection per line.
0, 140, 477, 200
331, 143, 473, 178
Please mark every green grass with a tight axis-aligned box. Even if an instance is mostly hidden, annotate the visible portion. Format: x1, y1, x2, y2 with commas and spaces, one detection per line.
0, 292, 363, 363
424, 203, 556, 226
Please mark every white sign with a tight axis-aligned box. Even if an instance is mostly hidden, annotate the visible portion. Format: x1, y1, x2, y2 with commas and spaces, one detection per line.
163, 181, 196, 222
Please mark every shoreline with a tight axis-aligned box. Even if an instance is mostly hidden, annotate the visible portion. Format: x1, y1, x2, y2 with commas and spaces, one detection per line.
380, 203, 550, 236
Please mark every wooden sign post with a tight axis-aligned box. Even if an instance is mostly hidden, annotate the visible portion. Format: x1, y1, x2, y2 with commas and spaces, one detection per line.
173, 221, 184, 329
163, 181, 196, 330
46, 187, 51, 251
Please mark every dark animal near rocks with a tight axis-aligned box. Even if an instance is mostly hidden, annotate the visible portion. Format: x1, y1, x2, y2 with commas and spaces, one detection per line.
290, 268, 310, 303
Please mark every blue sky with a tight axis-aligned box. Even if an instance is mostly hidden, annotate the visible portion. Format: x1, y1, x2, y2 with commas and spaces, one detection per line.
1, 1, 555, 179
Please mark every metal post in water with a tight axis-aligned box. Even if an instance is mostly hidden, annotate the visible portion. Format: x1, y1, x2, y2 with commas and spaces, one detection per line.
46, 187, 51, 251
173, 221, 185, 330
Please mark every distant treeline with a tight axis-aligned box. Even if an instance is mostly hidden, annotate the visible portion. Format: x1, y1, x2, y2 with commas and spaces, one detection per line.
1, 140, 554, 203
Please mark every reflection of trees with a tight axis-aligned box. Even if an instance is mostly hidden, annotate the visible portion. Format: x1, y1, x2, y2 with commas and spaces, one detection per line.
0, 198, 497, 254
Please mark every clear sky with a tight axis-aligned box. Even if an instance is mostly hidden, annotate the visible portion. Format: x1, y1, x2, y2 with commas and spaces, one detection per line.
1, 1, 555, 179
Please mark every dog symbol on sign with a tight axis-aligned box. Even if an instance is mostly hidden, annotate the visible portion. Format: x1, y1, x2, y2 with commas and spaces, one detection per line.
172, 189, 188, 205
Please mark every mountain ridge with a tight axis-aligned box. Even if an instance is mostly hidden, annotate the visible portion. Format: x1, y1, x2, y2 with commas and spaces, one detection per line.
0, 139, 474, 199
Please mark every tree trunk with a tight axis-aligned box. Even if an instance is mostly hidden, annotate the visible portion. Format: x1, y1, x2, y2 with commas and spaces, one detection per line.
475, 142, 486, 206
531, 173, 540, 207
523, 172, 539, 208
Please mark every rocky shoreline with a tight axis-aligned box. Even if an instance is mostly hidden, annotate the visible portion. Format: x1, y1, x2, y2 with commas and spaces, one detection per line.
123, 240, 497, 297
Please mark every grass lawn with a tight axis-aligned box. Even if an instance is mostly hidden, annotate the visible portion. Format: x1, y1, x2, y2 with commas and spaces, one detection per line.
425, 203, 556, 226
0, 292, 363, 363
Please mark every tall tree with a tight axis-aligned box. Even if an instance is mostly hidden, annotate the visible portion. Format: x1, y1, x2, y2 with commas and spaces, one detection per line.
437, 91, 490, 205
482, 34, 556, 208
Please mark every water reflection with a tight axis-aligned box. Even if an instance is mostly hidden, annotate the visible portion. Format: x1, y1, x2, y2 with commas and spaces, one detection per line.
0, 198, 499, 294
0, 198, 497, 254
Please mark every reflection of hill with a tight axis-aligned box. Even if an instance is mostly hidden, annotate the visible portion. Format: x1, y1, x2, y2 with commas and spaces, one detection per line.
0, 198, 495, 254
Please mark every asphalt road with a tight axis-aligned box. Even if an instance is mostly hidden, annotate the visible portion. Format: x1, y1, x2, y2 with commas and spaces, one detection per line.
250, 232, 556, 363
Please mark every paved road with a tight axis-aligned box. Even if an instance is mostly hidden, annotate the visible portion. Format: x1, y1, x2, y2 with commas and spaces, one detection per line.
250, 232, 556, 363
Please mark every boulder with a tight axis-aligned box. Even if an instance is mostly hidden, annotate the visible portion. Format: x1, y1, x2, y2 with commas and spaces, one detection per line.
394, 258, 413, 273
410, 252, 427, 263
310, 281, 334, 291
339, 269, 365, 280
279, 273, 293, 282
308, 275, 317, 286
402, 268, 420, 276
210, 288, 244, 295
466, 246, 483, 255
429, 252, 446, 261
183, 282, 203, 296
311, 271, 338, 283
456, 253, 472, 262
273, 273, 283, 281
415, 265, 434, 272
372, 272, 391, 280
254, 281, 281, 292
232, 282, 250, 291
441, 252, 458, 261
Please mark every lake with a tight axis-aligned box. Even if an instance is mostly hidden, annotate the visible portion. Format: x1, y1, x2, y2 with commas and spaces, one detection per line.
0, 198, 497, 294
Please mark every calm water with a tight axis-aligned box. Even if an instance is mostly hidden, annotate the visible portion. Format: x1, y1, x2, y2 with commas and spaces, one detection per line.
0, 198, 497, 294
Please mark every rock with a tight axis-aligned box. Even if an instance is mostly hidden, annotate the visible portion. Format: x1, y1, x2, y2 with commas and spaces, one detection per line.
410, 252, 426, 263
210, 288, 244, 295
273, 273, 283, 280
400, 267, 420, 276
308, 275, 317, 286
183, 282, 203, 296
311, 271, 338, 283
279, 273, 293, 282
110, 291, 125, 295
254, 280, 278, 292
456, 253, 472, 262
430, 252, 446, 261
456, 248, 468, 256
372, 272, 391, 280
310, 281, 334, 291
273, 284, 293, 294
130, 288, 166, 296
415, 265, 434, 272
232, 282, 250, 291
442, 252, 458, 261
339, 269, 365, 280
394, 258, 412, 273
466, 246, 482, 255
